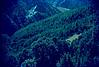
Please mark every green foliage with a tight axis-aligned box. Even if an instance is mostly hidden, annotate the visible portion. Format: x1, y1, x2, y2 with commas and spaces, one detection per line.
21, 58, 37, 67
7, 6, 98, 67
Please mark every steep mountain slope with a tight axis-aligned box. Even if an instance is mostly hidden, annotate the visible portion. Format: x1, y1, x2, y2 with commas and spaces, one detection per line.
11, 0, 60, 28
0, 0, 60, 35
4, 6, 98, 67
11, 6, 94, 41
45, 0, 89, 8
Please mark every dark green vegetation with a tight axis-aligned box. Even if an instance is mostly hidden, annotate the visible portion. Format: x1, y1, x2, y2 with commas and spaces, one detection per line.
2, 6, 99, 67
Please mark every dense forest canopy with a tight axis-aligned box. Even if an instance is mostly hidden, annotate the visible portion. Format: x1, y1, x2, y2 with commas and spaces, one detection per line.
0, 0, 99, 67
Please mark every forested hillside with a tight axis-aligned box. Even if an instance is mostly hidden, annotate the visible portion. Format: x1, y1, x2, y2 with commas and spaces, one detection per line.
1, 5, 98, 67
